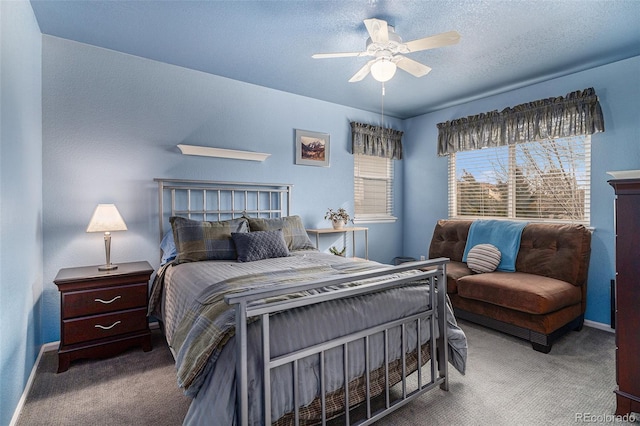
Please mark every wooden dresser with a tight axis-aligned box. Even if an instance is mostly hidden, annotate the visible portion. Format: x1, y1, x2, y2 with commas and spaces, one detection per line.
54, 261, 154, 372
609, 178, 640, 415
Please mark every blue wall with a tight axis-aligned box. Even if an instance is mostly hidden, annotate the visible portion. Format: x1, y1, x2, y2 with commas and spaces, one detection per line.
3, 5, 638, 421
0, 1, 43, 425
40, 36, 405, 343
402, 55, 640, 326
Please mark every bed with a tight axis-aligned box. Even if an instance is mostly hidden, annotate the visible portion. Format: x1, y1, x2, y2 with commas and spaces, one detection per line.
149, 178, 467, 425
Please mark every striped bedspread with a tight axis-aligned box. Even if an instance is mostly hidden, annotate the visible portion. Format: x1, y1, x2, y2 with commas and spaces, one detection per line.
149, 252, 468, 425
173, 261, 395, 391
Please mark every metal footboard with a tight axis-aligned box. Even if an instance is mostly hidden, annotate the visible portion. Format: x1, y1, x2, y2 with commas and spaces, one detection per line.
225, 258, 449, 426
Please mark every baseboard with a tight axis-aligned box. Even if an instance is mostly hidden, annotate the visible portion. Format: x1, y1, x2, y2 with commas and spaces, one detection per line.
584, 319, 615, 333
42, 341, 59, 352
9, 341, 57, 426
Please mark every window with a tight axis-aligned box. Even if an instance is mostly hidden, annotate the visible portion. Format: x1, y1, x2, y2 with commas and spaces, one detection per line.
449, 135, 591, 224
354, 154, 397, 223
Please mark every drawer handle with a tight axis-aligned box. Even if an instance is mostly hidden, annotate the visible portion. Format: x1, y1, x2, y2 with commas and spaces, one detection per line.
95, 321, 121, 330
95, 295, 121, 304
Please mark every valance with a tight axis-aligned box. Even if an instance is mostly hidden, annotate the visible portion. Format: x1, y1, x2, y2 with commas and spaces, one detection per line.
437, 88, 605, 156
351, 122, 404, 160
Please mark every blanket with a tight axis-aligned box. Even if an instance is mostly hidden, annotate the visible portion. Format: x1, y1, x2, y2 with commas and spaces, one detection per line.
151, 254, 468, 424
170, 260, 413, 392
462, 219, 527, 271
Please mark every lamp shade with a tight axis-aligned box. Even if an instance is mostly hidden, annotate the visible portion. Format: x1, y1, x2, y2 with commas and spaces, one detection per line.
86, 204, 128, 233
370, 59, 397, 82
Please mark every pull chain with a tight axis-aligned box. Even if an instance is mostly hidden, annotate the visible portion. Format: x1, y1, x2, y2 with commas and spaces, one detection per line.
381, 82, 385, 132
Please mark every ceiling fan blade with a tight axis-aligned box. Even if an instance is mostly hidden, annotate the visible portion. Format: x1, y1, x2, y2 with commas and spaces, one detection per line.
348, 60, 375, 82
364, 18, 389, 43
395, 56, 432, 77
312, 51, 367, 59
403, 30, 461, 53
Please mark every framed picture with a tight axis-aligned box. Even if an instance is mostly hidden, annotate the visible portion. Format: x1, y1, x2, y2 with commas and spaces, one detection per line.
295, 129, 330, 167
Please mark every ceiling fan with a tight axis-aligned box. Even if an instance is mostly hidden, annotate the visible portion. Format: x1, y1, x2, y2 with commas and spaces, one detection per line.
312, 18, 460, 83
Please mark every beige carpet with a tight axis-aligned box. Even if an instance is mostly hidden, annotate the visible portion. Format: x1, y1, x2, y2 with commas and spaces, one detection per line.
16, 321, 629, 425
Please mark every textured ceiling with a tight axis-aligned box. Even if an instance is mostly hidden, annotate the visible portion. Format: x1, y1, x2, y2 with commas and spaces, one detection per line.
30, 0, 640, 119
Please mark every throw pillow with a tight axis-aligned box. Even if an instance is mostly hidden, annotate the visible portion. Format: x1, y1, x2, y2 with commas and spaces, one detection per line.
247, 215, 316, 251
159, 230, 177, 265
466, 244, 501, 273
232, 229, 290, 262
170, 216, 249, 263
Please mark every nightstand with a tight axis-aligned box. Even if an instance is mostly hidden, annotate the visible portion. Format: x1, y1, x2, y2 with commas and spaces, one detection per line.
54, 260, 154, 373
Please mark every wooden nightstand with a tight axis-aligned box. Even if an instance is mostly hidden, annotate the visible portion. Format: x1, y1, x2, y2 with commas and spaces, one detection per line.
54, 260, 154, 373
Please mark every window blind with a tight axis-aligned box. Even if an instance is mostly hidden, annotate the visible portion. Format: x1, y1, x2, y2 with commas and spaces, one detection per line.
354, 154, 395, 221
449, 135, 591, 224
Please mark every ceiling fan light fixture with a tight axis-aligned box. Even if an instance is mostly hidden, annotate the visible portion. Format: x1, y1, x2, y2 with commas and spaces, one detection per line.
370, 58, 396, 82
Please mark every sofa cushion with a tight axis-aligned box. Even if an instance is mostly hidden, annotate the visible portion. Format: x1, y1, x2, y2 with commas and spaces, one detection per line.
466, 244, 501, 273
429, 220, 472, 262
457, 272, 582, 315
515, 223, 591, 286
444, 261, 473, 293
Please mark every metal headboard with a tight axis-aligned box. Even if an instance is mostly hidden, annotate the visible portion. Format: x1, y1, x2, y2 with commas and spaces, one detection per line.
154, 178, 293, 242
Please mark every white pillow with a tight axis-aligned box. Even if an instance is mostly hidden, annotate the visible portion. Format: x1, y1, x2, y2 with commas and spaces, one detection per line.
466, 244, 501, 273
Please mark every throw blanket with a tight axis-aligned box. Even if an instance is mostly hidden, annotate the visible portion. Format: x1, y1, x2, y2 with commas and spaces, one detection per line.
462, 219, 527, 271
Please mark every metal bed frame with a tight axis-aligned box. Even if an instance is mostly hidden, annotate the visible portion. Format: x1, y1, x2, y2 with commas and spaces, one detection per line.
154, 178, 449, 425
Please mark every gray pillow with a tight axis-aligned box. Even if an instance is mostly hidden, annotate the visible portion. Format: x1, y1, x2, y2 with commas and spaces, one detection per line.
170, 216, 248, 263
247, 215, 316, 251
232, 229, 290, 262
466, 244, 501, 273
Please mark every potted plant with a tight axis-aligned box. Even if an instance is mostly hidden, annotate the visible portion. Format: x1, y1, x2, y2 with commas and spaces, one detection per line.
329, 246, 347, 256
325, 207, 351, 230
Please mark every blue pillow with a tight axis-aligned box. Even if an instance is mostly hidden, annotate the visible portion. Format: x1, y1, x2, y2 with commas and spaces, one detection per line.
160, 231, 177, 265
231, 229, 290, 262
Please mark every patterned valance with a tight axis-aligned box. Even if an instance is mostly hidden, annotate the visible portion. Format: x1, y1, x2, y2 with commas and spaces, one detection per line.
437, 88, 605, 156
351, 122, 404, 160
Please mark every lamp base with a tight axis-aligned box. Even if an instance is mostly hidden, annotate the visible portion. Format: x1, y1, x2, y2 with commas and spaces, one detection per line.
98, 264, 118, 271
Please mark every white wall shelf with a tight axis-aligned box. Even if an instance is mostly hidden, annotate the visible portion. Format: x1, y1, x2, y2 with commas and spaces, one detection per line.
177, 144, 271, 162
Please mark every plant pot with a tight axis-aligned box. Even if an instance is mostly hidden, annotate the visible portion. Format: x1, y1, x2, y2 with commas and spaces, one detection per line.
332, 219, 346, 230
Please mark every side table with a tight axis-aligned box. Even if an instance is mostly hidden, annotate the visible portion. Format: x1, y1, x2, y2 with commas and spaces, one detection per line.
306, 227, 369, 259
54, 260, 154, 372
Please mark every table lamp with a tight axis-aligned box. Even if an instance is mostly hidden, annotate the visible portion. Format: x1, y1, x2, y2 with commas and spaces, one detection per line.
86, 204, 128, 271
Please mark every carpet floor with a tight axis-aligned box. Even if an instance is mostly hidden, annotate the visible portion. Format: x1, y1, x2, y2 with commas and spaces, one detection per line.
16, 321, 632, 425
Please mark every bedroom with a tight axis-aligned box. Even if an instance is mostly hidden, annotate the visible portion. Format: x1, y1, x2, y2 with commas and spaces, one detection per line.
1, 0, 639, 425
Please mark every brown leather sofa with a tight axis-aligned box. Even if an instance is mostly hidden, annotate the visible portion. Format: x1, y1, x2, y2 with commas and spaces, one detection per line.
429, 219, 592, 353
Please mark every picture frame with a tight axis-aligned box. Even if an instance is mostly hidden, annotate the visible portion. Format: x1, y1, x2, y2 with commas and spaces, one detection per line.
295, 129, 330, 167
